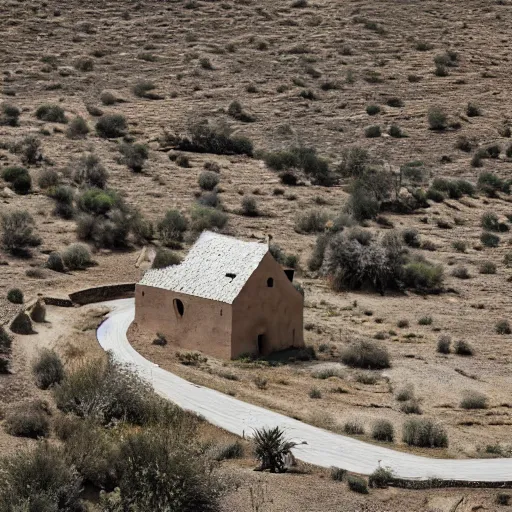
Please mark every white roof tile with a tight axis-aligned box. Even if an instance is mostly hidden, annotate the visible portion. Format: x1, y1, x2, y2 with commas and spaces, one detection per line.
139, 231, 269, 304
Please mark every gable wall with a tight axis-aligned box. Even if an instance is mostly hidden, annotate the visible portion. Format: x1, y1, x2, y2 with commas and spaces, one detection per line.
231, 252, 304, 358
134, 284, 232, 360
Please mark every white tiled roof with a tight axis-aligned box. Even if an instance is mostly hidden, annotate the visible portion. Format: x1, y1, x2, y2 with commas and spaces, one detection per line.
139, 231, 269, 304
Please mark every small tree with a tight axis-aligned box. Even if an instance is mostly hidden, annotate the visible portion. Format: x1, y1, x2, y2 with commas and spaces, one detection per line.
253, 426, 297, 473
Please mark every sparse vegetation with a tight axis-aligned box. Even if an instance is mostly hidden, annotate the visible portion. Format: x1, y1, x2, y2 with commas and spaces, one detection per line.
402, 418, 448, 448
454, 340, 474, 356
35, 104, 67, 123
62, 243, 93, 270
341, 340, 390, 370
495, 320, 511, 335
33, 349, 65, 389
4, 400, 50, 438
96, 113, 127, 138
437, 335, 451, 354
1, 210, 40, 255
460, 390, 488, 410
371, 419, 394, 442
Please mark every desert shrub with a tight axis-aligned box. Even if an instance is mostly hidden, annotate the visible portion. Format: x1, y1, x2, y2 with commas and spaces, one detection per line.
495, 319, 511, 335
481, 231, 500, 247
35, 104, 67, 123
395, 384, 414, 402
7, 288, 23, 304
337, 146, 370, 178
371, 419, 394, 442
119, 143, 149, 172
454, 340, 473, 356
341, 340, 390, 370
241, 195, 259, 216
74, 56, 94, 71
190, 205, 228, 232
96, 114, 127, 138
253, 426, 297, 473
452, 240, 467, 253
345, 187, 380, 221
505, 252, 512, 267
295, 209, 330, 233
2, 166, 28, 183
418, 315, 433, 325
0, 325, 12, 353
308, 233, 331, 271
478, 172, 510, 196
51, 185, 75, 219
479, 261, 496, 274
426, 187, 445, 202
100, 91, 117, 105
369, 466, 394, 488
456, 135, 474, 152
0, 443, 83, 510
330, 467, 347, 481
198, 171, 220, 191
343, 419, 365, 435
486, 144, 501, 159
10, 311, 33, 335
1, 210, 40, 255
497, 493, 511, 506
365, 125, 381, 138
431, 177, 465, 199
481, 212, 501, 231
402, 259, 444, 292
309, 387, 322, 399
211, 441, 244, 461
366, 104, 380, 116
13, 135, 42, 165
46, 251, 65, 273
73, 153, 109, 188
466, 102, 481, 117
452, 266, 470, 279
152, 248, 182, 269
132, 80, 156, 98
402, 228, 420, 248
437, 335, 451, 354
4, 401, 50, 438
400, 399, 423, 415
0, 102, 20, 126
428, 106, 447, 130
228, 100, 256, 122
347, 475, 369, 494
66, 116, 89, 139
77, 187, 121, 215
402, 418, 448, 448
460, 390, 488, 409
157, 209, 188, 244
389, 124, 405, 138
30, 299, 46, 323
62, 243, 93, 270
197, 191, 221, 208
113, 429, 220, 511
387, 97, 403, 108
38, 168, 59, 189
33, 349, 64, 390
170, 121, 253, 156
12, 173, 31, 194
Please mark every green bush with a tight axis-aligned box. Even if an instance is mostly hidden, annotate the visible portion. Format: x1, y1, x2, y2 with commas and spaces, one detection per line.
38, 168, 59, 189
12, 173, 32, 194
33, 349, 65, 389
2, 166, 28, 183
66, 116, 90, 139
15, 135, 42, 165
365, 125, 381, 138
454, 340, 473, 356
427, 106, 447, 130
402, 228, 420, 248
495, 319, 511, 335
387, 97, 403, 108
402, 260, 444, 292
371, 419, 394, 442
96, 114, 127, 138
295, 209, 330, 233
47, 251, 65, 272
426, 187, 445, 202
62, 243, 93, 270
347, 475, 369, 494
478, 172, 510, 196
132, 80, 156, 98
369, 466, 394, 488
389, 124, 405, 138
4, 401, 50, 438
0, 102, 20, 126
466, 102, 481, 117
402, 418, 448, 448
190, 205, 228, 232
480, 231, 500, 248
7, 288, 23, 304
460, 390, 488, 409
100, 90, 117, 105
51, 185, 75, 219
497, 493, 511, 506
152, 248, 182, 269
346, 187, 380, 221
309, 387, 322, 399
73, 153, 108, 188
1, 210, 41, 255
330, 467, 347, 481
241, 195, 259, 216
452, 240, 467, 253
400, 399, 423, 415
210, 441, 244, 461
157, 210, 188, 245
77, 188, 120, 215
337, 147, 371, 178
253, 426, 297, 473
481, 212, 501, 231
119, 143, 149, 172
366, 104, 380, 116
479, 261, 496, 274
451, 266, 470, 279
0, 443, 83, 510
35, 104, 67, 123
437, 335, 451, 354
341, 340, 390, 370
197, 191, 221, 208
198, 171, 220, 191
227, 100, 256, 122
343, 420, 365, 435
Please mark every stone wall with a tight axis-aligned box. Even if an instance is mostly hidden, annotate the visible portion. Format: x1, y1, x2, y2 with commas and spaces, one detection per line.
69, 283, 135, 305
388, 477, 512, 489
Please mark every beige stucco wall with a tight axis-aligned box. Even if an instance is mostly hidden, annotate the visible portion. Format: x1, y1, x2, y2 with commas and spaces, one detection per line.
134, 284, 233, 360
231, 253, 304, 358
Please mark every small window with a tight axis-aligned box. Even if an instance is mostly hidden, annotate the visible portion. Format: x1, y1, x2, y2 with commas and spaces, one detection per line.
141, 291, 145, 297
174, 298, 184, 317
267, 277, 274, 288
220, 309, 223, 316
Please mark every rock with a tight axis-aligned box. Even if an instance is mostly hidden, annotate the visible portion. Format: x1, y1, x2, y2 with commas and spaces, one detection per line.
1, 187, 14, 198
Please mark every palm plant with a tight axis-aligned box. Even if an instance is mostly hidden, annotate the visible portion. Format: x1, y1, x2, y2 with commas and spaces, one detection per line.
253, 426, 297, 473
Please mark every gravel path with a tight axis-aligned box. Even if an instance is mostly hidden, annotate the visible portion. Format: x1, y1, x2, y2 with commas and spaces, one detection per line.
97, 298, 512, 481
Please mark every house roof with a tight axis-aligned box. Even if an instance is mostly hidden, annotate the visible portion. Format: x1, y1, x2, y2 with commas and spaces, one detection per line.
139, 231, 269, 304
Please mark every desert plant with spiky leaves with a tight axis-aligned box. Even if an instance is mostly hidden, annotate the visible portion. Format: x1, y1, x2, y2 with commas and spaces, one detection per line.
253, 426, 297, 473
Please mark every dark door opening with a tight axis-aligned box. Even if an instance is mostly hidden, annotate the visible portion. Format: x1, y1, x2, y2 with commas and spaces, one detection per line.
257, 334, 265, 355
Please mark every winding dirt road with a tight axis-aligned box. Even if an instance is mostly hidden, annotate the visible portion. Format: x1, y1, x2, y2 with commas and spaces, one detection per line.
97, 298, 512, 481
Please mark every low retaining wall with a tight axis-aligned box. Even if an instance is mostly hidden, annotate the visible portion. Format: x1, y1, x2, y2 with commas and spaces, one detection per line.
69, 283, 135, 305
44, 297, 74, 308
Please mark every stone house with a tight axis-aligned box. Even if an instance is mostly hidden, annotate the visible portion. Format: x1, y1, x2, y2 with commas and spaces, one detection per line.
134, 231, 304, 359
